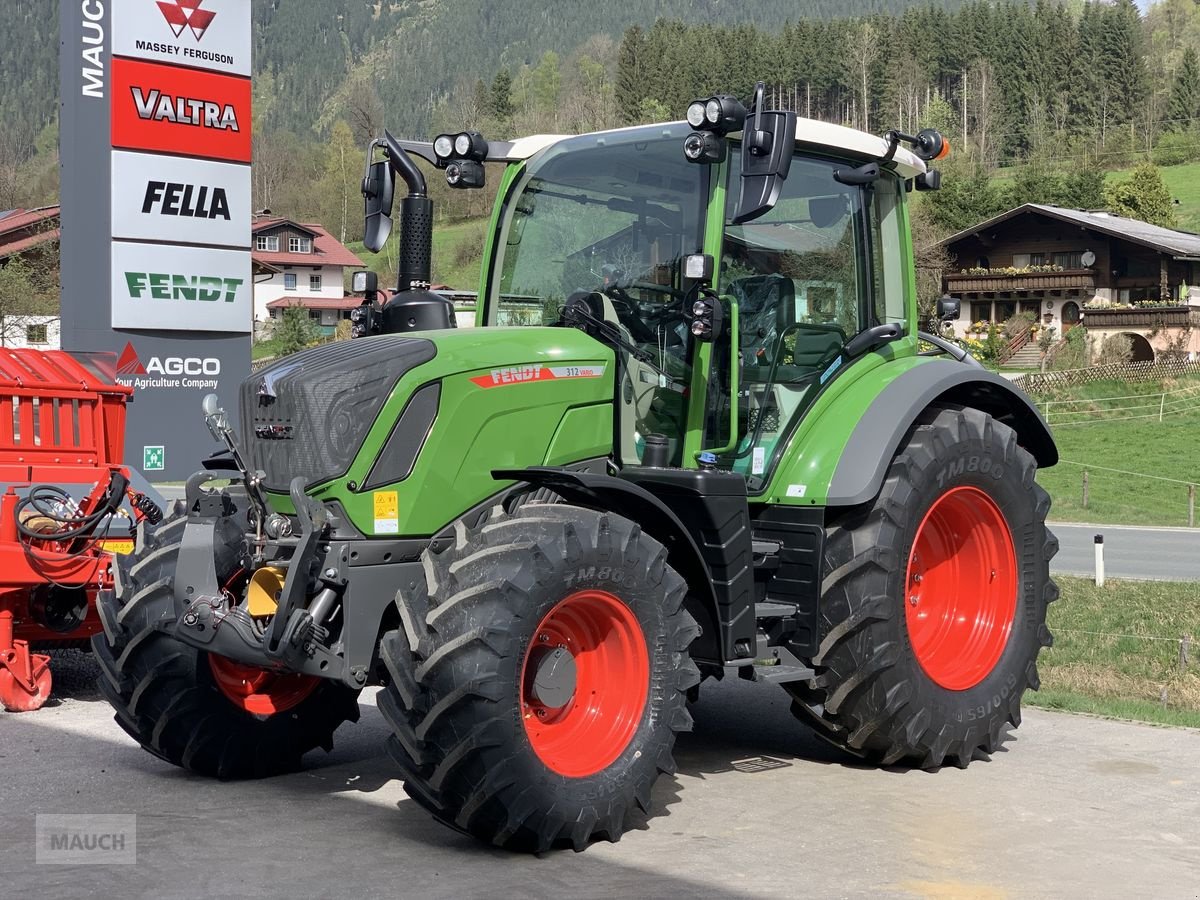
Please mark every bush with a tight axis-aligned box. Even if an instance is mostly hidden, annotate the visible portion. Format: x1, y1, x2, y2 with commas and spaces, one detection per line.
1153, 130, 1200, 167
1095, 334, 1134, 367
1002, 311, 1037, 339
1052, 326, 1090, 371
274, 307, 320, 356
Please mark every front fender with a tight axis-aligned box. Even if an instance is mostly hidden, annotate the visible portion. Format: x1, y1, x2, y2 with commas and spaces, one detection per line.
826, 359, 1057, 507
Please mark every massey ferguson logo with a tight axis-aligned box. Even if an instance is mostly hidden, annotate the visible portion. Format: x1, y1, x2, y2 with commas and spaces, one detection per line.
158, 0, 216, 41
116, 342, 221, 390
131, 87, 240, 131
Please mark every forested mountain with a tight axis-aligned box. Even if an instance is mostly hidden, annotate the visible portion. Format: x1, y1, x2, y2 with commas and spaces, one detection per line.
0, 0, 964, 157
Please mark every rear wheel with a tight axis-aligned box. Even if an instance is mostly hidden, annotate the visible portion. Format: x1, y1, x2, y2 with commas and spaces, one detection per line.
379, 503, 700, 852
788, 406, 1058, 768
91, 508, 360, 778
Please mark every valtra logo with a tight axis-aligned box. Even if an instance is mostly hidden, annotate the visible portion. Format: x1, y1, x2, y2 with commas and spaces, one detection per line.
158, 0, 216, 42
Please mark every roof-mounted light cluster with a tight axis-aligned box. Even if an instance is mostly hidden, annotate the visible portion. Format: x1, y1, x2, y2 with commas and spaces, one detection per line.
683, 94, 747, 165
432, 130, 489, 189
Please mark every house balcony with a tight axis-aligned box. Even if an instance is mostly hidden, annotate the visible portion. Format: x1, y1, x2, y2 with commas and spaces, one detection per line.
945, 268, 1096, 295
1080, 305, 1200, 329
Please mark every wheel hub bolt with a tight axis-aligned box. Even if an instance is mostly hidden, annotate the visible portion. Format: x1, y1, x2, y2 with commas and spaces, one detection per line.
909, 594, 919, 606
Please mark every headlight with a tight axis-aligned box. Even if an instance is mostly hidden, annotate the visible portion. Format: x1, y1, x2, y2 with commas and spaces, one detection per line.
454, 133, 472, 156
705, 98, 722, 125
433, 134, 454, 159
686, 101, 707, 128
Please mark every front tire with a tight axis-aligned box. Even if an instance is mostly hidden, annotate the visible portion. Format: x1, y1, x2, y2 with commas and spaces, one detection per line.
379, 503, 700, 852
788, 406, 1058, 768
91, 509, 361, 778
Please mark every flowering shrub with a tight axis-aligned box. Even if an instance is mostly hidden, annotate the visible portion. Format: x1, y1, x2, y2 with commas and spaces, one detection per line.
959, 265, 1065, 276
1084, 298, 1133, 310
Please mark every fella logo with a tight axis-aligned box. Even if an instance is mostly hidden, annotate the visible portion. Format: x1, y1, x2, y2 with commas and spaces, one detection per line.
142, 182, 231, 219
157, 0, 215, 41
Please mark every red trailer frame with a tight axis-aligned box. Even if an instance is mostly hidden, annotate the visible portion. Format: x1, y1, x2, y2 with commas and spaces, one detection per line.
0, 349, 137, 711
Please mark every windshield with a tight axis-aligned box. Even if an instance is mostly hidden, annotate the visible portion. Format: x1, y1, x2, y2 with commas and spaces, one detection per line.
488, 124, 708, 465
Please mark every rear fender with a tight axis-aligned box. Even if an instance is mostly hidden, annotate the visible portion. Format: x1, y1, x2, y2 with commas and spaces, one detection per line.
827, 360, 1057, 507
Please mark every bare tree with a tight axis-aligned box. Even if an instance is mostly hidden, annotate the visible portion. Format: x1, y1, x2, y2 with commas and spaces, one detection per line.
849, 22, 880, 134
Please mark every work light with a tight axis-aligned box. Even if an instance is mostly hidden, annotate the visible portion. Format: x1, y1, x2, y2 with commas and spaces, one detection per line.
683, 131, 725, 164
433, 134, 454, 160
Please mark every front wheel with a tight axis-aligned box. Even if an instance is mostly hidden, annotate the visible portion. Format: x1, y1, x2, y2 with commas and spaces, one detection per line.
379, 503, 700, 852
91, 510, 361, 778
788, 406, 1058, 768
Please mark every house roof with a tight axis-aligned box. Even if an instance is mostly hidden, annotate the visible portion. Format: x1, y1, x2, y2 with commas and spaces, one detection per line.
252, 217, 364, 268
939, 203, 1200, 260
266, 295, 360, 311
0, 205, 61, 259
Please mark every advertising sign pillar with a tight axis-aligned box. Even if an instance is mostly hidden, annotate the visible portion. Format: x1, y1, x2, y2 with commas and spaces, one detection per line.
60, 0, 252, 481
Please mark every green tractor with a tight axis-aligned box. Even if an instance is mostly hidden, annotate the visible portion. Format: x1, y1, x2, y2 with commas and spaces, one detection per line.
94, 85, 1058, 852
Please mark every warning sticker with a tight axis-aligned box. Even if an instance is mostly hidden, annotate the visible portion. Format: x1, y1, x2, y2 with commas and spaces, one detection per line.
373, 491, 399, 534
99, 539, 136, 556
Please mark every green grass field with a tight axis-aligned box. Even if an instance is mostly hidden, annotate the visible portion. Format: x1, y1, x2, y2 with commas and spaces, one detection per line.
348, 217, 489, 293
1027, 376, 1200, 526
1032, 575, 1200, 728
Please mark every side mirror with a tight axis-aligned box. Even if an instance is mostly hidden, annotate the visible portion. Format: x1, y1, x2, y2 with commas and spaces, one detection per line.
201, 393, 229, 441
362, 159, 395, 253
936, 295, 960, 321
731, 92, 797, 225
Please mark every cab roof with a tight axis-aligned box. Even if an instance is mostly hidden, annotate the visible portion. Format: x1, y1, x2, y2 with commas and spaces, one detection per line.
497, 118, 929, 180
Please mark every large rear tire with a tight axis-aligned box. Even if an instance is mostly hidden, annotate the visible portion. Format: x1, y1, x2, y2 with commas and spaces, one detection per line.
91, 508, 361, 778
379, 503, 700, 852
787, 406, 1058, 768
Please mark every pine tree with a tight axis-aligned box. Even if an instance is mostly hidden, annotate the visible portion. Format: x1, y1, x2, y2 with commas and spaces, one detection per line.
1104, 162, 1179, 228
616, 26, 646, 124
490, 69, 515, 121
1166, 48, 1200, 131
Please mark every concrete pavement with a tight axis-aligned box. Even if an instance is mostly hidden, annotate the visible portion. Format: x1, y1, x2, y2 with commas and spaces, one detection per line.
2, 653, 1197, 898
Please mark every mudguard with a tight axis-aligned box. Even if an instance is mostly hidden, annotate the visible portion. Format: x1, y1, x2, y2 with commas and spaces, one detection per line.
493, 467, 732, 663
827, 360, 1057, 507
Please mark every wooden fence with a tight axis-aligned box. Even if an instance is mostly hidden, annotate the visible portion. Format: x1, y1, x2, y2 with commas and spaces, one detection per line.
1013, 358, 1200, 394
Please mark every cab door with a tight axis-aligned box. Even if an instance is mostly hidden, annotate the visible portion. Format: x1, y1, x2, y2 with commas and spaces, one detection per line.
688, 147, 911, 490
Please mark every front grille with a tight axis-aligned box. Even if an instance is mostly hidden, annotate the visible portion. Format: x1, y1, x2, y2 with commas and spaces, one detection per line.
241, 336, 436, 492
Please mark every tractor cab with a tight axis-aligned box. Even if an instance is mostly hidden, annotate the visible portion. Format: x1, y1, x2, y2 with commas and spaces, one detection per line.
409, 94, 938, 492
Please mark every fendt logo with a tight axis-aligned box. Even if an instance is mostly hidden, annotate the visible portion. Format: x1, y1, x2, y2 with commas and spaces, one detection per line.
157, 0, 215, 41
131, 87, 240, 131
125, 272, 243, 302
142, 181, 231, 220
116, 342, 221, 391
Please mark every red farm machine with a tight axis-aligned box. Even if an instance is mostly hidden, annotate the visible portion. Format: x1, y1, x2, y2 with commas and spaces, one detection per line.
0, 349, 160, 712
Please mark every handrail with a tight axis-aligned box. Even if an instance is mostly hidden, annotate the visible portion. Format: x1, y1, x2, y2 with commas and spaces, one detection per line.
996, 322, 1034, 365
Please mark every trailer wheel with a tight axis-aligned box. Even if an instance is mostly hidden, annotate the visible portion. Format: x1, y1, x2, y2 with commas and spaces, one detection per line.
91, 508, 360, 778
379, 503, 700, 852
788, 406, 1058, 768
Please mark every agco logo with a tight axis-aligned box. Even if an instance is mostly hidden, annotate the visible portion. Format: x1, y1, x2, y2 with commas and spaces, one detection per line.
157, 0, 216, 42
117, 342, 221, 378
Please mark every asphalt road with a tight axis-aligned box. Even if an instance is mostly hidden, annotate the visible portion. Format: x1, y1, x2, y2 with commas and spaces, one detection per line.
150, 483, 1200, 582
2, 654, 1197, 899
1050, 522, 1200, 581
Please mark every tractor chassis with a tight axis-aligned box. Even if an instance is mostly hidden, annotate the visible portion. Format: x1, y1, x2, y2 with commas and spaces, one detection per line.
167, 474, 420, 691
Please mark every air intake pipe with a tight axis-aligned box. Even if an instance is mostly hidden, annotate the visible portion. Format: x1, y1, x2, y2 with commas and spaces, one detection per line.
358, 130, 453, 335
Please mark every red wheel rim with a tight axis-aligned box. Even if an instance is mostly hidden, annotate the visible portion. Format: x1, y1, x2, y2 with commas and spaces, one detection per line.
208, 655, 320, 716
521, 589, 649, 778
904, 486, 1017, 691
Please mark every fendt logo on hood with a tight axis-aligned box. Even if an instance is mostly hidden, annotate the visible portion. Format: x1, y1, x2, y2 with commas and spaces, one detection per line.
158, 0, 216, 41
116, 342, 221, 391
